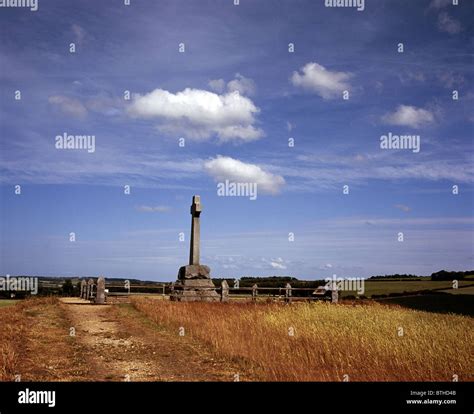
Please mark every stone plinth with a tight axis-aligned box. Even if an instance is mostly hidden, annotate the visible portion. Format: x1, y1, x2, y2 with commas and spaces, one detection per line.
171, 264, 219, 302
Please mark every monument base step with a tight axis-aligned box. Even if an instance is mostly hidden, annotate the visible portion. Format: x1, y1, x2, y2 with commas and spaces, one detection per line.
171, 288, 220, 302
171, 278, 220, 302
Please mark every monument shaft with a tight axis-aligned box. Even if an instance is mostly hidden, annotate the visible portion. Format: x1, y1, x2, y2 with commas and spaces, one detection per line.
189, 196, 201, 265
189, 216, 200, 265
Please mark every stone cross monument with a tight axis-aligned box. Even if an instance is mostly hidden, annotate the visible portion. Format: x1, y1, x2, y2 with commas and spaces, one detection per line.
171, 195, 219, 302
189, 195, 201, 266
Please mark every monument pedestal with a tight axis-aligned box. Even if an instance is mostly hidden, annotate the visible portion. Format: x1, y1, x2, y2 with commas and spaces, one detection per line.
171, 264, 219, 302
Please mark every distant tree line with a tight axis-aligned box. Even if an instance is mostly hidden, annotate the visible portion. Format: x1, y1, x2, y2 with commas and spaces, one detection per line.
368, 274, 422, 280
430, 270, 473, 281
367, 270, 473, 281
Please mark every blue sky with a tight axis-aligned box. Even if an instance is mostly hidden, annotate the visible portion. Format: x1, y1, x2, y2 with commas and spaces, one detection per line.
0, 0, 473, 280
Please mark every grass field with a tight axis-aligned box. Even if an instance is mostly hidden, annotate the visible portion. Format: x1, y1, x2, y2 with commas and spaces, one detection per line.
440, 286, 474, 295
340, 280, 474, 298
1, 296, 472, 382
132, 297, 474, 381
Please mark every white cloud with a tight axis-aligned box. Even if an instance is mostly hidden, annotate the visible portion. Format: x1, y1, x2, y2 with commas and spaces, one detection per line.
208, 79, 225, 93
48, 95, 87, 118
204, 156, 285, 195
291, 62, 352, 99
226, 73, 256, 96
135, 205, 170, 213
437, 12, 462, 34
270, 261, 286, 269
382, 105, 435, 128
264, 257, 288, 270
127, 88, 263, 142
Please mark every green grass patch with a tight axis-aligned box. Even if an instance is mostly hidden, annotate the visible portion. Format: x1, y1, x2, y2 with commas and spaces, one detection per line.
0, 299, 18, 308
341, 280, 474, 298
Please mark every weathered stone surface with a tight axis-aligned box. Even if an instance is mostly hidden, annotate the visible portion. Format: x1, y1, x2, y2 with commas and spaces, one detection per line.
221, 280, 229, 302
171, 288, 220, 302
172, 195, 218, 302
285, 283, 292, 303
171, 278, 219, 302
80, 280, 87, 299
175, 278, 215, 288
178, 264, 210, 280
87, 279, 95, 301
189, 195, 201, 266
95, 276, 106, 304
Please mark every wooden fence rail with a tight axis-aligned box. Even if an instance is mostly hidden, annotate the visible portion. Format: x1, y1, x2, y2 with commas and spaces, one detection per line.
86, 281, 339, 304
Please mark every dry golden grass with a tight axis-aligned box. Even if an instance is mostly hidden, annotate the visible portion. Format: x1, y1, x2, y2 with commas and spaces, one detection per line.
132, 298, 474, 381
0, 297, 58, 381
0, 299, 30, 380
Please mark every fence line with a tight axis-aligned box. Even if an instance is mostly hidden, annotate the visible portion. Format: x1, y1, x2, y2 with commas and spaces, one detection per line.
85, 281, 339, 304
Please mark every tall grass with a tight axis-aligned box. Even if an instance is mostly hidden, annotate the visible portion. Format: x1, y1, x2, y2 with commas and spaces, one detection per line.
132, 298, 473, 381
0, 297, 57, 381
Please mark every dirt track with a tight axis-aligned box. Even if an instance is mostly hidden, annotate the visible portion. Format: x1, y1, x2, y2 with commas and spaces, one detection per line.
19, 298, 246, 381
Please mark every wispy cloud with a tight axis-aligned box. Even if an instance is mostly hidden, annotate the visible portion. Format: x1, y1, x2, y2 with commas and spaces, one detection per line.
394, 204, 412, 213
226, 73, 256, 96
437, 12, 462, 34
428, 0, 453, 10
135, 205, 171, 213
48, 95, 88, 119
71, 24, 87, 45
